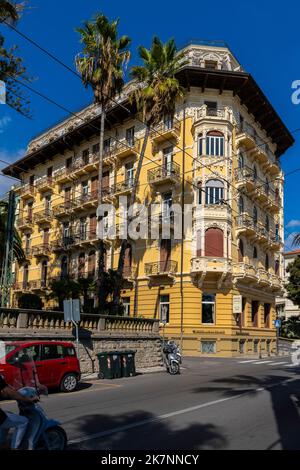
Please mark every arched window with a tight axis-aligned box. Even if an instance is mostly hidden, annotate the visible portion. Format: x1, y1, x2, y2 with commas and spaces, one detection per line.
253, 246, 258, 259
198, 133, 204, 156
265, 253, 269, 271
23, 264, 29, 289
253, 165, 258, 182
238, 239, 244, 262
238, 153, 244, 170
41, 260, 48, 287
78, 253, 85, 278
238, 196, 244, 215
205, 227, 224, 257
265, 215, 270, 232
61, 256, 68, 280
206, 131, 224, 157
205, 179, 224, 205
88, 250, 96, 278
253, 206, 258, 226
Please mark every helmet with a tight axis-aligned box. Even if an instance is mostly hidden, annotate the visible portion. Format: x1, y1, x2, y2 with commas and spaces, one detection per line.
18, 387, 38, 399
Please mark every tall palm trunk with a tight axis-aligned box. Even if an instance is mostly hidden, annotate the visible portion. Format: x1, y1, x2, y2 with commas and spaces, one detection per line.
113, 125, 150, 309
97, 108, 106, 310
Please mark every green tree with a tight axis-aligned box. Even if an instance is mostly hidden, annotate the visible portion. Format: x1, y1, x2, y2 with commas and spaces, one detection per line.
0, 1, 30, 115
285, 256, 300, 307
75, 13, 130, 310
114, 37, 187, 308
47, 279, 82, 311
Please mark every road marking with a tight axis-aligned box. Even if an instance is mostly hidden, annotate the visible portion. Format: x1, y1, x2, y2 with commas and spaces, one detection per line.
238, 360, 260, 363
68, 377, 297, 445
250, 361, 274, 365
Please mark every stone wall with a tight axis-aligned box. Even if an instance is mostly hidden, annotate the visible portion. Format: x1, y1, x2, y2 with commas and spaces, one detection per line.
0, 309, 163, 374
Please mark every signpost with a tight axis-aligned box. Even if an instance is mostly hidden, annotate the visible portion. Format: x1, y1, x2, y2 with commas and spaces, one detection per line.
274, 318, 281, 356
64, 299, 80, 358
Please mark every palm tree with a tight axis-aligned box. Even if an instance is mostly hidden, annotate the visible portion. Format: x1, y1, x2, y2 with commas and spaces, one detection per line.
113, 37, 187, 308
0, 0, 19, 23
75, 13, 130, 310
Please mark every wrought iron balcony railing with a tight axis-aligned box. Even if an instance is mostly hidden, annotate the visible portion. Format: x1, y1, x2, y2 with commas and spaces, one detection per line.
148, 162, 180, 184
33, 209, 52, 223
16, 216, 34, 229
145, 260, 177, 276
31, 244, 52, 257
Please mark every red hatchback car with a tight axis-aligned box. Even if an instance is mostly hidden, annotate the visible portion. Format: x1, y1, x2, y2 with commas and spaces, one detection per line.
0, 341, 81, 392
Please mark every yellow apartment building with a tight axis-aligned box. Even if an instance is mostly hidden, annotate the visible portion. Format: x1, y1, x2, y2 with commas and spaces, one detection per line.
3, 42, 294, 356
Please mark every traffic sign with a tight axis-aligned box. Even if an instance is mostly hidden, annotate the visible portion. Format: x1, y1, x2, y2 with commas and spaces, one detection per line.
274, 319, 281, 328
63, 299, 80, 322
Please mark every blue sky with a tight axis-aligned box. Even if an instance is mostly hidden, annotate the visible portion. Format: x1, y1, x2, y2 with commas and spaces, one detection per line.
0, 0, 300, 248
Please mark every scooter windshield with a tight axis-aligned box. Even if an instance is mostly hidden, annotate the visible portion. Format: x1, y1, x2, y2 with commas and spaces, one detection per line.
0, 341, 48, 395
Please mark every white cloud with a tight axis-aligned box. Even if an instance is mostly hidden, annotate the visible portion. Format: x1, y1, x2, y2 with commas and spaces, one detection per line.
284, 232, 298, 252
286, 219, 300, 229
0, 115, 12, 134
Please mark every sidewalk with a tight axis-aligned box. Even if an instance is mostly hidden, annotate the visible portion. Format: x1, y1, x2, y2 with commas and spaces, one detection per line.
81, 366, 165, 381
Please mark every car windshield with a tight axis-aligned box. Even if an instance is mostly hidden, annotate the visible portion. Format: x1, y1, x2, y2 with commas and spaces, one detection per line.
0, 343, 17, 361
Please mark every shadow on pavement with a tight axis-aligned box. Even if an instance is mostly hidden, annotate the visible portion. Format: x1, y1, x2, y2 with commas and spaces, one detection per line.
68, 410, 227, 450
191, 372, 300, 450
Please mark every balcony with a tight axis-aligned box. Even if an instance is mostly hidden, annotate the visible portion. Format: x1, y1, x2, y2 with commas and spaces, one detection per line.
33, 209, 52, 225
269, 273, 283, 292
51, 237, 75, 252
236, 122, 257, 150
235, 213, 255, 237
16, 216, 34, 231
150, 118, 181, 144
190, 257, 231, 288
72, 230, 98, 248
257, 268, 270, 287
193, 106, 234, 128
269, 233, 282, 250
71, 192, 98, 212
52, 201, 73, 218
234, 167, 256, 192
232, 263, 257, 284
30, 279, 49, 291
266, 190, 281, 212
71, 153, 98, 177
115, 139, 141, 160
32, 244, 51, 257
145, 260, 177, 279
70, 271, 97, 281
36, 176, 54, 193
54, 167, 74, 184
148, 162, 180, 186
13, 282, 31, 292
149, 212, 175, 233
257, 224, 269, 244
112, 179, 134, 197
18, 184, 35, 200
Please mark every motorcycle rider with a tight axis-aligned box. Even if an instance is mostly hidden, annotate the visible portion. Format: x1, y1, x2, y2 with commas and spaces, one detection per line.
0, 374, 37, 450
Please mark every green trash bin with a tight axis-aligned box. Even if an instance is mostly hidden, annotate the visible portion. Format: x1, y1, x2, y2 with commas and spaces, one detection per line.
97, 352, 122, 379
120, 350, 136, 377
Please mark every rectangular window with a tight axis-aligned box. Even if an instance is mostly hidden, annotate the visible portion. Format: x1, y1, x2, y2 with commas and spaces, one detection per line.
82, 181, 89, 196
239, 340, 245, 354
103, 138, 111, 153
202, 294, 215, 324
45, 195, 51, 213
163, 146, 173, 174
47, 166, 53, 179
198, 135, 204, 156
264, 303, 271, 327
92, 143, 100, 155
163, 114, 173, 130
66, 157, 72, 169
122, 297, 131, 316
251, 301, 259, 327
201, 341, 216, 354
79, 218, 87, 240
29, 175, 34, 186
205, 186, 224, 205
126, 127, 135, 146
82, 148, 90, 164
206, 135, 224, 156
205, 101, 217, 115
160, 295, 170, 323
125, 162, 134, 186
254, 340, 258, 354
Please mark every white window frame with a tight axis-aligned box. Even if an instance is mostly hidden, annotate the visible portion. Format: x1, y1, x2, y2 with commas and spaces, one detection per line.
122, 297, 131, 316
160, 295, 170, 324
206, 135, 224, 157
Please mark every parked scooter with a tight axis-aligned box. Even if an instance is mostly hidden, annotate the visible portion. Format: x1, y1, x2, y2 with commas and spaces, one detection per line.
162, 341, 182, 375
18, 387, 67, 450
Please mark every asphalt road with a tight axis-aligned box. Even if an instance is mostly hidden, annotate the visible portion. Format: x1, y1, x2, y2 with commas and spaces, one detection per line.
2, 356, 300, 450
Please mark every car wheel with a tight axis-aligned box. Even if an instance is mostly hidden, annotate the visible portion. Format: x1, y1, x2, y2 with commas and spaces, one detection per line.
60, 373, 78, 392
